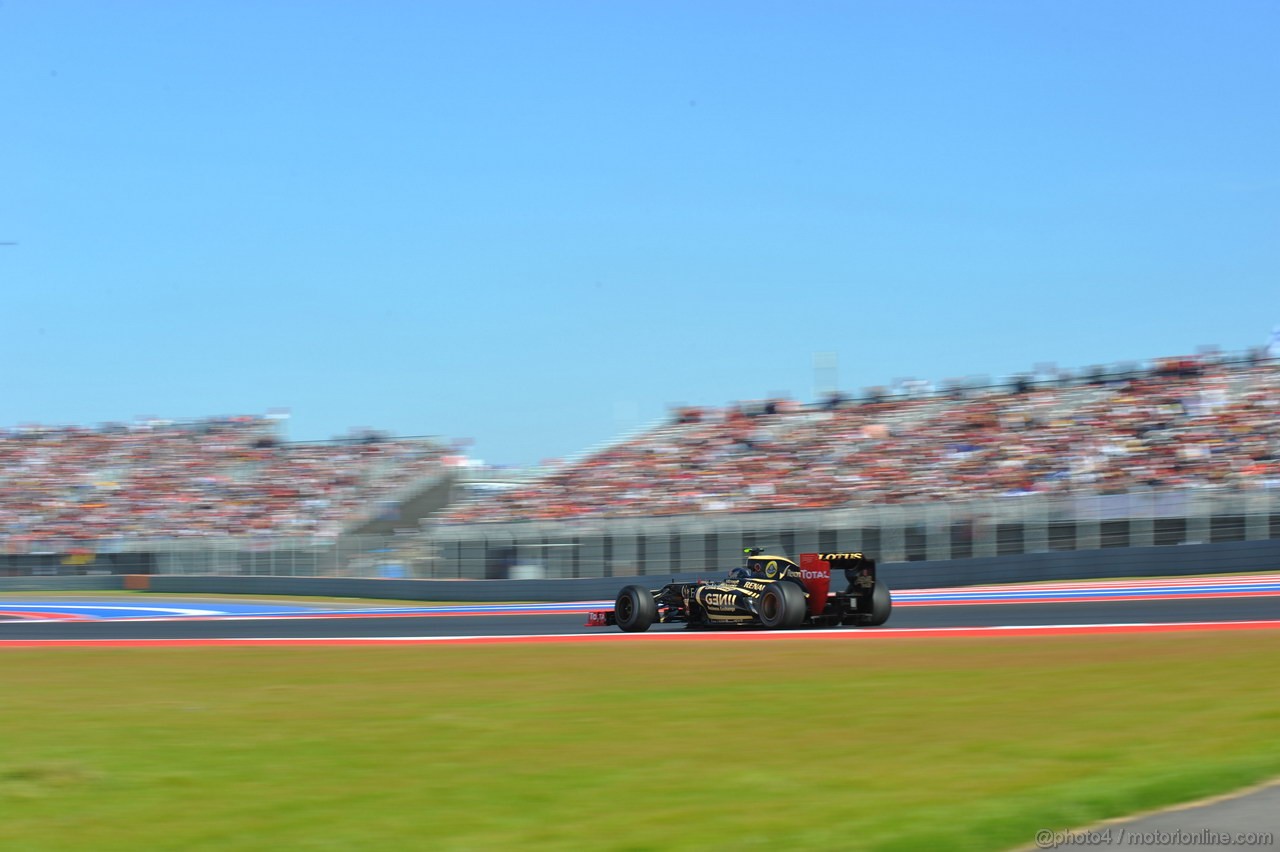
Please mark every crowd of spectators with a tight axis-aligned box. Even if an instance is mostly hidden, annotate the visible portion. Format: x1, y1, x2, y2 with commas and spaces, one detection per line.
0, 416, 447, 546
442, 352, 1280, 524
6, 351, 1278, 542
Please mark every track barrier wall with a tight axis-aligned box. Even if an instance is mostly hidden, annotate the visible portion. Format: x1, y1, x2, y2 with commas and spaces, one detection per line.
3, 539, 1277, 602
5, 488, 1280, 594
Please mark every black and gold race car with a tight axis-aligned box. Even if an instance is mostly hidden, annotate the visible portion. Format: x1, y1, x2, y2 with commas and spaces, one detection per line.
586, 548, 891, 632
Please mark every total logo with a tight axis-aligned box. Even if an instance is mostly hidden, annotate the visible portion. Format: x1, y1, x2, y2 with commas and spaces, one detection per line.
800, 569, 828, 581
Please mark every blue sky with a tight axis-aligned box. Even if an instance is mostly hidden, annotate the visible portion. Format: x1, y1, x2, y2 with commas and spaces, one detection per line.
2, 1, 1276, 465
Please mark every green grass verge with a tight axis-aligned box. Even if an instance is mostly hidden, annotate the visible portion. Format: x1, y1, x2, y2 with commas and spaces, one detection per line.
1, 633, 1278, 851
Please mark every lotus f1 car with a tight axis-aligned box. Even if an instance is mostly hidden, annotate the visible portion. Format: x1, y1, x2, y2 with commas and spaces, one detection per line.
587, 549, 891, 632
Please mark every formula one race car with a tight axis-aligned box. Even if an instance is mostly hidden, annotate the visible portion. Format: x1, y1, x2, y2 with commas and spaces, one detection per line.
586, 549, 891, 632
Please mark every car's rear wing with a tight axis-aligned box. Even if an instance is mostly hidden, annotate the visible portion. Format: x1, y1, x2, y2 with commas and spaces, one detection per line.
798, 552, 877, 616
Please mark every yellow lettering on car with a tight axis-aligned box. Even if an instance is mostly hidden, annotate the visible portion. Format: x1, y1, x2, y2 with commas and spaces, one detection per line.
700, 592, 738, 610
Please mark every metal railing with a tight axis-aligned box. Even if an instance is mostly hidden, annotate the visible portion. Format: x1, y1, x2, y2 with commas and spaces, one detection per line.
424, 486, 1280, 580
3, 486, 1278, 579
0, 533, 432, 579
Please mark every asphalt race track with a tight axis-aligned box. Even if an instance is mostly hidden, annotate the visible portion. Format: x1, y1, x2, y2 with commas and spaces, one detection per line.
1, 574, 1278, 642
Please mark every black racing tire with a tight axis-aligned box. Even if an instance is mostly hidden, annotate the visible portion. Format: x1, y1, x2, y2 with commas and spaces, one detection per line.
846, 580, 892, 627
614, 585, 657, 633
758, 581, 806, 629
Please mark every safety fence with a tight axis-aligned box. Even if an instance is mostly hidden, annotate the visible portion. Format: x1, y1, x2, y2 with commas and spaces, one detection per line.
4, 487, 1280, 580
426, 488, 1280, 579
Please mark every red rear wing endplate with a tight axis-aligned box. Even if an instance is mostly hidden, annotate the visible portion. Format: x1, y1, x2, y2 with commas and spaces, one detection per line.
798, 553, 833, 617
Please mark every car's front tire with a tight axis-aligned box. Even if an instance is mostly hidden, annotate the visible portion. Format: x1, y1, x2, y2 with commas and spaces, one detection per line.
758, 581, 806, 629
615, 585, 657, 632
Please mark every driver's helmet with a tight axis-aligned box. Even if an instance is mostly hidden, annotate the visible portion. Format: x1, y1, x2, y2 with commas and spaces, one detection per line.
732, 547, 762, 580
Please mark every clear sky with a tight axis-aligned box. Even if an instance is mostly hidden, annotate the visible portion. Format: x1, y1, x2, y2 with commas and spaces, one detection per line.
2, 1, 1276, 465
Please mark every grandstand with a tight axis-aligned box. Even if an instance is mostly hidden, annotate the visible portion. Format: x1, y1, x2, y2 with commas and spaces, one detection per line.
3, 348, 1279, 580
0, 415, 451, 546
442, 350, 1280, 523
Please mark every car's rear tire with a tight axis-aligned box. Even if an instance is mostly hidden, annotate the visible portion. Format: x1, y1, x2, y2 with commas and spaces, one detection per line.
758, 581, 806, 629
615, 585, 657, 632
846, 580, 892, 627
